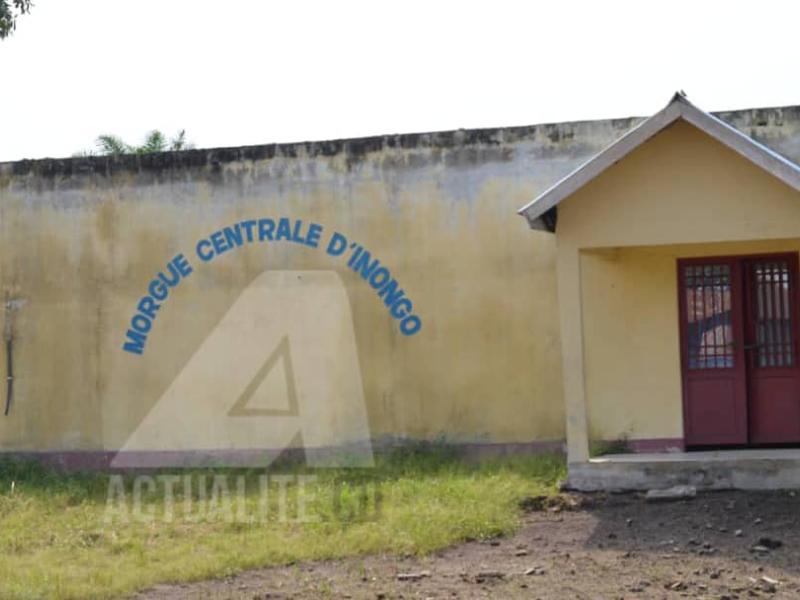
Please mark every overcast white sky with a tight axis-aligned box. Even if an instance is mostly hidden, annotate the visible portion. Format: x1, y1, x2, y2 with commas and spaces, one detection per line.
2, 0, 799, 161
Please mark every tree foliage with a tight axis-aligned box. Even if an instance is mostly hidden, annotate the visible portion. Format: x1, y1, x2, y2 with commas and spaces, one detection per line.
0, 0, 32, 39
89, 130, 194, 156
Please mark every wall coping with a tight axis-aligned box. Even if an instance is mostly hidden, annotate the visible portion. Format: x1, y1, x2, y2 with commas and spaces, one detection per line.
3, 103, 799, 180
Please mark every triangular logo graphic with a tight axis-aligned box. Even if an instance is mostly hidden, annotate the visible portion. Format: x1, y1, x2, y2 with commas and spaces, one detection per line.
228, 336, 299, 417
110, 270, 374, 468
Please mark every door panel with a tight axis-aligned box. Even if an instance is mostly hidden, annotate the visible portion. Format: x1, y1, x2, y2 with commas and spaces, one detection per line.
679, 260, 748, 446
744, 256, 800, 444
684, 378, 743, 441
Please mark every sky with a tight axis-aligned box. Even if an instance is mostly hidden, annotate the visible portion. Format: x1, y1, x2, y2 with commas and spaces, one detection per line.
2, 0, 800, 161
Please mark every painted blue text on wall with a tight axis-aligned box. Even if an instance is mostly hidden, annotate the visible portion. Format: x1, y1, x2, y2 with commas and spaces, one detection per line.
122, 218, 423, 355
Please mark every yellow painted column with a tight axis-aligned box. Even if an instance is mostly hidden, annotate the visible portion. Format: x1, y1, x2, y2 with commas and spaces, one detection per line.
556, 245, 590, 463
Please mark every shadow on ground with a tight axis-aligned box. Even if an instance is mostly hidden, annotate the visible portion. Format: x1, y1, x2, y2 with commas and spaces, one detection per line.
133, 490, 800, 599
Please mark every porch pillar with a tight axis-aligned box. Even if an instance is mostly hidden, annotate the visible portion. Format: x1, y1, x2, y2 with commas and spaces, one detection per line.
557, 246, 590, 463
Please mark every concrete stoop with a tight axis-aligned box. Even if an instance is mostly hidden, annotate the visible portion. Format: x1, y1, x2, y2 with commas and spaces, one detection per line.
566, 449, 800, 491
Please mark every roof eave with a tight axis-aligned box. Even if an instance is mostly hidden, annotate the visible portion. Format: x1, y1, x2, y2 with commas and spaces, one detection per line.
517, 98, 683, 227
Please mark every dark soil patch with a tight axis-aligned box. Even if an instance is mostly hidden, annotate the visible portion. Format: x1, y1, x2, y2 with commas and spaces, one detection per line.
133, 490, 800, 599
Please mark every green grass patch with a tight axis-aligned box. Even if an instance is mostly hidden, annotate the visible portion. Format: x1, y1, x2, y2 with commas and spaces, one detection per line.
590, 437, 631, 457
0, 449, 564, 599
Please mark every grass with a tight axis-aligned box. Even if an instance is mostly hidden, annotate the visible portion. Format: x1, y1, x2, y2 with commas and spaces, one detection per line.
0, 448, 565, 599
590, 437, 631, 457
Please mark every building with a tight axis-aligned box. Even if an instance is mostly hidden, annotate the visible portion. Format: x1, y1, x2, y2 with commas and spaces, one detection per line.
3, 94, 800, 485
520, 93, 800, 489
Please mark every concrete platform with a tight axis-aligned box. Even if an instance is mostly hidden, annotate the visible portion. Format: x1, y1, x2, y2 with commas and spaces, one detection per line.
566, 449, 800, 491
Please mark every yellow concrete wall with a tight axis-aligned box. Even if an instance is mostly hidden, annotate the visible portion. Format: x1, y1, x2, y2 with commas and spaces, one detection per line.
558, 120, 800, 445
0, 141, 582, 454
3, 110, 800, 457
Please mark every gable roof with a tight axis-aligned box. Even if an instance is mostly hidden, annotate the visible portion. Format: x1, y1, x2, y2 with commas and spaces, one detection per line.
518, 93, 800, 231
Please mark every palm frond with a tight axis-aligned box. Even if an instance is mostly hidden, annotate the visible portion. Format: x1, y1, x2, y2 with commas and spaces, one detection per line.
95, 135, 131, 156
138, 130, 166, 154
88, 129, 193, 156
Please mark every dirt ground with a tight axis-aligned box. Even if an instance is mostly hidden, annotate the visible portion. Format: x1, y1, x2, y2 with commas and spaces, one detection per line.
134, 490, 800, 599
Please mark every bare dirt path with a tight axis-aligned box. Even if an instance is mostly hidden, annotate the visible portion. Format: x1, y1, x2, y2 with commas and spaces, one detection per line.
133, 490, 800, 599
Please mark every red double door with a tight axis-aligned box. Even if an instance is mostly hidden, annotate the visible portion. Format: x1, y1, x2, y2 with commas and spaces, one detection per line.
679, 253, 800, 447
